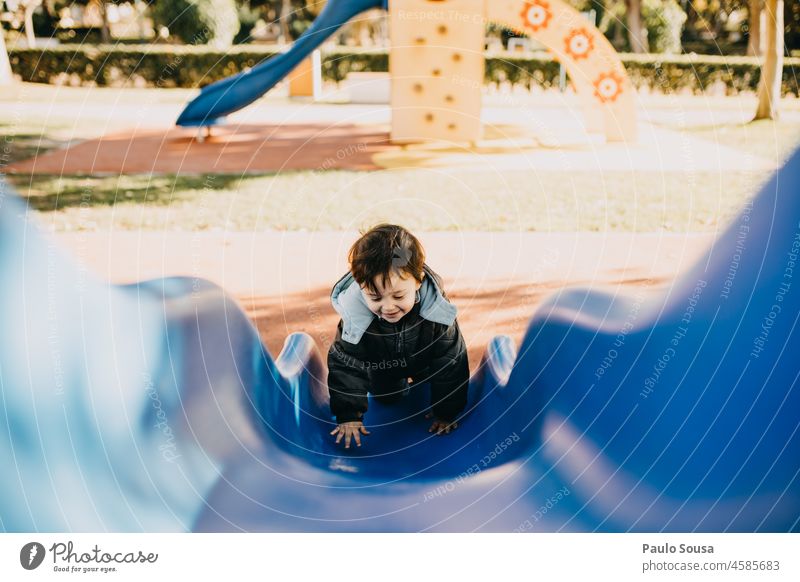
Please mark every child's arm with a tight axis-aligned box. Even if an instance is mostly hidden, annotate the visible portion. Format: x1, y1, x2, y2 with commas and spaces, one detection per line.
427, 320, 470, 423
327, 320, 371, 424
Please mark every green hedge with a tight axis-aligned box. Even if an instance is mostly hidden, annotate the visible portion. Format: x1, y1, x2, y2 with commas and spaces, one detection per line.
7, 45, 277, 88
620, 53, 800, 96
484, 52, 799, 95
7, 44, 800, 96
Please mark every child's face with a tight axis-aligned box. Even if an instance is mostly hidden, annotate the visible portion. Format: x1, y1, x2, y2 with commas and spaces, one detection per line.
361, 270, 423, 323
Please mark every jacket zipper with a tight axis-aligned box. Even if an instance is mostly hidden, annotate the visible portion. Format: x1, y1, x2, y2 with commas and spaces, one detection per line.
396, 318, 405, 354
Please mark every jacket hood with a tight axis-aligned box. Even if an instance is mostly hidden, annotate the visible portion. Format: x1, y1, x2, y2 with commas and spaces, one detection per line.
330, 264, 457, 344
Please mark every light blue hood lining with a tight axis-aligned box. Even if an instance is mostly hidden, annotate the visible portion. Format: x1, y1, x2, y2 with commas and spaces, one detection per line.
330, 265, 457, 344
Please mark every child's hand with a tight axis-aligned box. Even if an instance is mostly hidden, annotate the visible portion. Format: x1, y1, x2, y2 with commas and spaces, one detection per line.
330, 421, 371, 448
425, 412, 458, 435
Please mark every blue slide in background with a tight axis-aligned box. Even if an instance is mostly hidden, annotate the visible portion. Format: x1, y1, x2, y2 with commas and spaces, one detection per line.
0, 149, 799, 532
176, 0, 388, 128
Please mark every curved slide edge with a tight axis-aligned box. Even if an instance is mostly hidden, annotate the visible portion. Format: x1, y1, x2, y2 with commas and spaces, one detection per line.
260, 331, 332, 452
507, 149, 800, 531
0, 194, 262, 531
176, 0, 388, 127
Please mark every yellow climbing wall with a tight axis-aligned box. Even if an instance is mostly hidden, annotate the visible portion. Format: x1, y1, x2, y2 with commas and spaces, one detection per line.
390, 0, 486, 143
288, 56, 315, 97
288, 51, 322, 99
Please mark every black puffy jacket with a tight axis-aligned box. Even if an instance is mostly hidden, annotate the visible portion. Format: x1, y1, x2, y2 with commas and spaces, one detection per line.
327, 269, 469, 425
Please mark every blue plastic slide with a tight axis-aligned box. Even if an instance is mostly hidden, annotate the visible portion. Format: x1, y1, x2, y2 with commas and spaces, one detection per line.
176, 0, 388, 127
1, 150, 799, 531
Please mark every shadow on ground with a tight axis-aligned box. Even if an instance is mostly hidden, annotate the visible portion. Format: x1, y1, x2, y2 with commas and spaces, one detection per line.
13, 174, 243, 211
240, 276, 668, 374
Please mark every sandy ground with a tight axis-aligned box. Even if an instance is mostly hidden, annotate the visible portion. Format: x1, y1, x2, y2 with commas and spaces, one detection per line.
55, 229, 716, 372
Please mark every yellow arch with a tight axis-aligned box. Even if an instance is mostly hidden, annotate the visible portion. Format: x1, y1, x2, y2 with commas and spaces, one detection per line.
487, 0, 637, 141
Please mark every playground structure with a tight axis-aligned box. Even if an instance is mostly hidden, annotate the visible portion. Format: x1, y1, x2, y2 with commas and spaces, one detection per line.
287, 49, 323, 99
177, 0, 637, 143
0, 147, 798, 532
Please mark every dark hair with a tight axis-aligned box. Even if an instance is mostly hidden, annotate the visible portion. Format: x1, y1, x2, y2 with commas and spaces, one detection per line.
348, 224, 426, 296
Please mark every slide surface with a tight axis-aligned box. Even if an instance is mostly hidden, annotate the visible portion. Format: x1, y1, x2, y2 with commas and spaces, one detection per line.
0, 151, 799, 531
176, 0, 387, 127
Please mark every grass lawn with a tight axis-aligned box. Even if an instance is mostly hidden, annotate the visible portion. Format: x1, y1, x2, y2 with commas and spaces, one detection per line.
9, 168, 767, 233
677, 118, 800, 163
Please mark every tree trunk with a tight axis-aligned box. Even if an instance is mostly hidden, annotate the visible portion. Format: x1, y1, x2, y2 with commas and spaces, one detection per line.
590, 0, 605, 27
0, 28, 13, 86
24, 4, 37, 48
279, 0, 293, 44
99, 2, 111, 44
754, 0, 784, 120
625, 0, 649, 53
747, 0, 762, 56
133, 0, 146, 39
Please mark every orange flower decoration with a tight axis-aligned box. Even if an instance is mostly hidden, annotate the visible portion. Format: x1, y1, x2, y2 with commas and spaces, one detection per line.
564, 28, 594, 60
520, 0, 552, 32
593, 71, 624, 103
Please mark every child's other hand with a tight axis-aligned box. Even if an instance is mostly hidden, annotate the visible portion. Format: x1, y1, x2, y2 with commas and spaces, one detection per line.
330, 421, 371, 448
425, 412, 458, 435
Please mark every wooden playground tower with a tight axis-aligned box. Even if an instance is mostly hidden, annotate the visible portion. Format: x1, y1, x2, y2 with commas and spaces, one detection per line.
386, 0, 637, 143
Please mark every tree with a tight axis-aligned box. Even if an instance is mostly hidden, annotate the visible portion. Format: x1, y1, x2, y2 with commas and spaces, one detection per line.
754, 0, 783, 120
151, 0, 240, 47
642, 0, 687, 54
626, 0, 649, 52
8, 0, 45, 47
98, 0, 111, 43
747, 0, 762, 56
590, 0, 604, 25
24, 1, 44, 47
279, 0, 292, 43
68, 1, 124, 43
788, 1, 800, 50
0, 27, 13, 86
